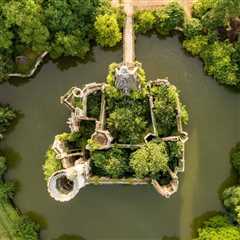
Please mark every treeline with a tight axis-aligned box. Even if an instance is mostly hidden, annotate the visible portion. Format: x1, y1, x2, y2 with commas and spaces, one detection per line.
193, 142, 240, 240
0, 0, 123, 81
134, 0, 240, 89
0, 105, 40, 239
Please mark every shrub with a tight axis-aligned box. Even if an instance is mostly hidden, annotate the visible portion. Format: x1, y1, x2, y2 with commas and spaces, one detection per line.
13, 215, 40, 240
134, 10, 156, 34
95, 14, 122, 47
200, 41, 239, 87
0, 181, 16, 202
0, 105, 16, 134
151, 85, 179, 136
230, 142, 240, 174
130, 141, 169, 178
182, 35, 208, 56
183, 18, 203, 39
192, 0, 218, 18
154, 2, 184, 36
195, 214, 240, 240
222, 186, 240, 224
43, 149, 62, 181
91, 148, 129, 178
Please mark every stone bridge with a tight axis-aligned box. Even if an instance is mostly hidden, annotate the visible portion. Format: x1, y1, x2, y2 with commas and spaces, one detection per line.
112, 0, 194, 66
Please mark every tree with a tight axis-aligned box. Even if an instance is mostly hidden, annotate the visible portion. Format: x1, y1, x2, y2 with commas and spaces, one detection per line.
230, 142, 240, 174
0, 181, 16, 202
91, 148, 129, 178
0, 54, 14, 82
194, 214, 240, 240
130, 141, 169, 178
222, 186, 240, 224
13, 215, 40, 240
43, 149, 62, 181
183, 35, 208, 56
134, 10, 156, 34
107, 107, 147, 144
45, 0, 98, 57
50, 31, 90, 59
183, 18, 203, 39
95, 14, 122, 47
200, 41, 239, 87
0, 105, 16, 134
154, 2, 184, 36
2, 0, 49, 52
151, 85, 181, 136
192, 0, 218, 18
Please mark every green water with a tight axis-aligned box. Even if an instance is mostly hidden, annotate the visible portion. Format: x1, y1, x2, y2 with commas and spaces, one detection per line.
0, 35, 239, 240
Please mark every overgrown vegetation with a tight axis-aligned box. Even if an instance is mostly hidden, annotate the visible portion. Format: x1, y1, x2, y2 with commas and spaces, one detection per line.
130, 141, 169, 178
134, 0, 240, 89
0, 0, 123, 81
194, 141, 240, 240
43, 149, 62, 181
0, 105, 16, 136
0, 103, 40, 239
183, 0, 240, 88
134, 2, 184, 36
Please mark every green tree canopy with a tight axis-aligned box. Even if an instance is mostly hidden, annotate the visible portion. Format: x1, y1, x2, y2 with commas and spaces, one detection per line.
130, 141, 169, 178
194, 214, 240, 240
134, 10, 156, 34
154, 2, 184, 36
222, 186, 240, 224
95, 14, 122, 47
2, 0, 49, 52
230, 142, 240, 175
0, 105, 16, 134
107, 107, 147, 144
13, 215, 40, 240
0, 181, 16, 202
91, 148, 129, 178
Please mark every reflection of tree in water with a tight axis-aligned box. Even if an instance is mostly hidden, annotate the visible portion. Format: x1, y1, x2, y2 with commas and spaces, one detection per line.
53, 234, 86, 240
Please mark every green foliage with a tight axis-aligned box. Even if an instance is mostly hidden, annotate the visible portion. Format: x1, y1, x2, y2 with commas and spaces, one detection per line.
0, 156, 7, 177
222, 186, 240, 224
134, 10, 156, 34
87, 91, 101, 118
2, 0, 49, 52
0, 105, 16, 134
130, 141, 169, 178
13, 215, 40, 240
183, 35, 209, 56
91, 148, 129, 178
50, 31, 90, 59
0, 181, 16, 202
194, 214, 240, 240
192, 0, 218, 18
183, 18, 203, 39
181, 105, 189, 125
230, 142, 240, 175
168, 141, 183, 164
107, 107, 147, 144
154, 2, 184, 36
151, 84, 179, 136
43, 149, 62, 181
45, 0, 98, 58
200, 41, 239, 87
95, 14, 122, 47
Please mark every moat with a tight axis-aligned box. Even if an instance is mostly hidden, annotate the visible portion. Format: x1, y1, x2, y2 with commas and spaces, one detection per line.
0, 35, 240, 239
